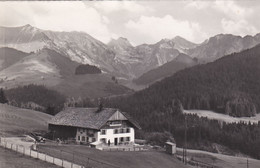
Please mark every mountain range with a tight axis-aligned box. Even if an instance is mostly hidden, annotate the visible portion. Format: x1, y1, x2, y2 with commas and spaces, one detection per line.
1, 24, 260, 97
0, 47, 131, 98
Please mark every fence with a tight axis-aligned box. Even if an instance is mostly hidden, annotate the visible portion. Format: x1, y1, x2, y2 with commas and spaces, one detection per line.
38, 146, 120, 168
176, 154, 216, 168
102, 146, 147, 152
0, 137, 106, 168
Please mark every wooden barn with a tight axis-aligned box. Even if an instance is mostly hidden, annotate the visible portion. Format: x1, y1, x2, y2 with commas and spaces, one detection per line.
48, 107, 141, 147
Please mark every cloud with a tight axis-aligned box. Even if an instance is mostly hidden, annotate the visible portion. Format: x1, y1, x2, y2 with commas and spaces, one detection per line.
90, 1, 154, 14
125, 15, 207, 45
214, 1, 253, 20
0, 1, 113, 43
185, 1, 211, 10
0, 1, 259, 45
214, 1, 258, 36
221, 18, 258, 36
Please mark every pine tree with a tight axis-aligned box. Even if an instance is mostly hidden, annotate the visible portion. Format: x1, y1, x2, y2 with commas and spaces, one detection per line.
0, 88, 8, 104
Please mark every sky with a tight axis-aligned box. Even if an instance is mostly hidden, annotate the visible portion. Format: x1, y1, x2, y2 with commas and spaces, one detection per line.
0, 0, 260, 46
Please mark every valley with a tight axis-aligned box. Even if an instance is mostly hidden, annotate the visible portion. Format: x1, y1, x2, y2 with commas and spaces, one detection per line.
1, 23, 260, 167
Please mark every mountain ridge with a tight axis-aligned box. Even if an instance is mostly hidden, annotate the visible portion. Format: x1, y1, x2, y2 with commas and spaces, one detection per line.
0, 25, 200, 79
133, 53, 198, 85
1, 25, 260, 82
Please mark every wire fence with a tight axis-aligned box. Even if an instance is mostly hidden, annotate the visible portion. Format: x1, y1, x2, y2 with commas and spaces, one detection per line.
176, 154, 216, 168
0, 137, 120, 168
38, 146, 120, 168
0, 136, 219, 168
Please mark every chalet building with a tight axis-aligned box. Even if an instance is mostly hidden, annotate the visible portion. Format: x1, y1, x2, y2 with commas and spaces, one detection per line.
48, 107, 141, 147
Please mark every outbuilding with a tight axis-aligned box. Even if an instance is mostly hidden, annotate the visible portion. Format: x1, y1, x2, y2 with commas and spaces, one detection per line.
165, 141, 176, 155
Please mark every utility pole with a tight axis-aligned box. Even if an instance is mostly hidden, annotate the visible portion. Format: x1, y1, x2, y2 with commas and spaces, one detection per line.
185, 116, 187, 165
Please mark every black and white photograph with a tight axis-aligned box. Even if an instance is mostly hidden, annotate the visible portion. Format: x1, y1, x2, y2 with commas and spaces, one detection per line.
0, 0, 260, 167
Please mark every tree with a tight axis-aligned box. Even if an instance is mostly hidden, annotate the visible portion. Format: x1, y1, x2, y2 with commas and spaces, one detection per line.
0, 88, 8, 104
111, 76, 118, 84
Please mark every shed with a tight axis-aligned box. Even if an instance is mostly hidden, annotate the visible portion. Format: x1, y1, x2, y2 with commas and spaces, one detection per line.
165, 141, 176, 155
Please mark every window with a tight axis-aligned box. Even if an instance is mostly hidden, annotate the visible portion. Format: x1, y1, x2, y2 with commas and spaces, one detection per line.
120, 128, 124, 133
92, 138, 96, 142
126, 128, 130, 133
79, 128, 84, 134
120, 137, 124, 142
87, 137, 89, 142
101, 129, 106, 135
82, 136, 85, 142
126, 137, 130, 141
78, 136, 80, 141
100, 138, 106, 143
114, 129, 118, 134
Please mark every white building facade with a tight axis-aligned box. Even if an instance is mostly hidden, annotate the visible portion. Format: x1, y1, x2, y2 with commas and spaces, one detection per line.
74, 109, 139, 146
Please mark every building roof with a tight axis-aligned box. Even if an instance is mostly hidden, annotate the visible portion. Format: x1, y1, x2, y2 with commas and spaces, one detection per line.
48, 107, 141, 130
165, 142, 176, 146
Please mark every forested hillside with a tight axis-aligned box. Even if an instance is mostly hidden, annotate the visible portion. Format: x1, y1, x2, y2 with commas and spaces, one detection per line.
101, 45, 260, 159
5, 84, 66, 114
107, 44, 260, 118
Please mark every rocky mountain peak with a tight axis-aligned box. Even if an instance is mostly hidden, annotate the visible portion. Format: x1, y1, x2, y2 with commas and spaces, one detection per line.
108, 37, 133, 48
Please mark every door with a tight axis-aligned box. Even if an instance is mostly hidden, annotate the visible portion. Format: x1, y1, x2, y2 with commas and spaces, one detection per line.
114, 138, 118, 145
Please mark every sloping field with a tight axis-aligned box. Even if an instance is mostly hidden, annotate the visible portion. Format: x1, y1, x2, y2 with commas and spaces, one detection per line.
38, 144, 190, 168
52, 73, 132, 98
184, 110, 260, 124
0, 147, 58, 168
0, 103, 51, 136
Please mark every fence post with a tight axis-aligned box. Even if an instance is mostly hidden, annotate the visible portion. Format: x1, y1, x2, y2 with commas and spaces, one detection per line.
71, 152, 74, 168
61, 150, 63, 168
87, 158, 89, 167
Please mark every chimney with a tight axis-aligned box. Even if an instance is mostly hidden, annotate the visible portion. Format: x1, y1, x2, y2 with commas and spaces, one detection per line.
97, 98, 103, 112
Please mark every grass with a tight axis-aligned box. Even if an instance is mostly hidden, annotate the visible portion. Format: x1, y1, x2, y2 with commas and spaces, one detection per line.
176, 148, 260, 168
184, 109, 260, 124
0, 146, 59, 168
38, 144, 189, 168
52, 73, 132, 98
0, 103, 51, 136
